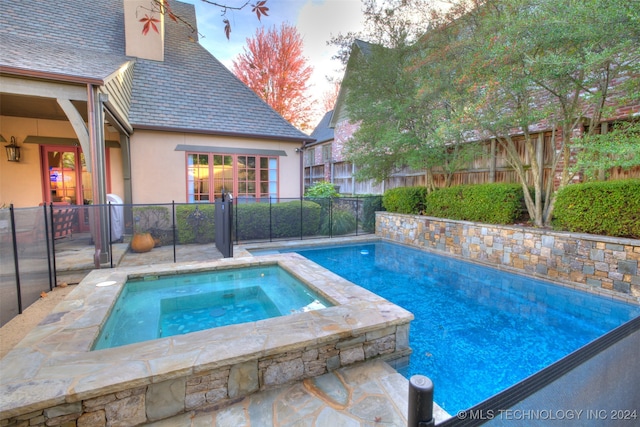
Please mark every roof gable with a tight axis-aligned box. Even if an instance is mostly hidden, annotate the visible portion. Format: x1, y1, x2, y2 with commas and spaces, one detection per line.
308, 110, 335, 146
129, 1, 310, 141
0, 0, 311, 142
330, 39, 376, 128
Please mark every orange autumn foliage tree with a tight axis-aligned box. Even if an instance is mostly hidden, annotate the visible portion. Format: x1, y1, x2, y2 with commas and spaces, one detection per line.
232, 23, 314, 131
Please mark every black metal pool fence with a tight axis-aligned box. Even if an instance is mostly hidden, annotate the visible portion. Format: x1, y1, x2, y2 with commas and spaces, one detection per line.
0, 196, 382, 326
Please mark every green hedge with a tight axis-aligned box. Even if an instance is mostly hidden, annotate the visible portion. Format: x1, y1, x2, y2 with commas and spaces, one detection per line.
320, 208, 357, 235
423, 183, 525, 224
362, 196, 384, 232
552, 179, 640, 238
235, 200, 322, 240
382, 187, 429, 214
175, 204, 215, 243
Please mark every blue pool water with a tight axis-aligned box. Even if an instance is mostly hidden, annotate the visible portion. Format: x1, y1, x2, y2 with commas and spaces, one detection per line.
268, 242, 640, 414
93, 265, 331, 350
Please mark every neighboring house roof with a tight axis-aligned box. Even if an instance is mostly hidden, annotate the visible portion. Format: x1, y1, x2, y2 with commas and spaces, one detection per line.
307, 110, 334, 146
0, 0, 312, 142
330, 39, 376, 128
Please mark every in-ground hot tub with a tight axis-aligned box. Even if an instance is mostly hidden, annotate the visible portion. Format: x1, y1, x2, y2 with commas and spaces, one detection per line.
0, 253, 413, 426
93, 265, 333, 349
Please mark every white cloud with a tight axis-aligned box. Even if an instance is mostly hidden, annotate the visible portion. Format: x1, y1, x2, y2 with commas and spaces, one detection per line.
296, 0, 364, 118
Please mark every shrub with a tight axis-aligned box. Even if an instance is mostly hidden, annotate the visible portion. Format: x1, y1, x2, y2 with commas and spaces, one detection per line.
305, 181, 340, 198
175, 204, 215, 243
362, 195, 384, 232
382, 187, 429, 214
133, 206, 171, 233
424, 183, 525, 224
133, 205, 173, 245
320, 208, 357, 235
235, 200, 322, 240
552, 179, 640, 238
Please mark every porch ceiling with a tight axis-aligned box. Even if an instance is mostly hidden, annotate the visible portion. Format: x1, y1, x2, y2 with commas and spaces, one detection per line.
0, 93, 87, 122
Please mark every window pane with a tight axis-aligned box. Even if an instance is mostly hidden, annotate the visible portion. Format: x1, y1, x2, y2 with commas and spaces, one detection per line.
260, 157, 268, 168
260, 170, 268, 181
187, 153, 210, 202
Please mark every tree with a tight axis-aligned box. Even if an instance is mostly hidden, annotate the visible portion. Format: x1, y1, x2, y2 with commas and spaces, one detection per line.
343, 0, 639, 226
437, 0, 640, 226
321, 80, 341, 113
334, 0, 481, 190
232, 23, 314, 131
572, 121, 640, 181
145, 0, 269, 39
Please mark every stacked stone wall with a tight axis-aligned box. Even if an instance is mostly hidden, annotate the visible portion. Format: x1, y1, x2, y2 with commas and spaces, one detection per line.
1, 325, 409, 427
376, 212, 640, 299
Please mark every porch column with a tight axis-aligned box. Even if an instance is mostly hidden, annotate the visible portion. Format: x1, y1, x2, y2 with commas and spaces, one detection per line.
88, 85, 110, 266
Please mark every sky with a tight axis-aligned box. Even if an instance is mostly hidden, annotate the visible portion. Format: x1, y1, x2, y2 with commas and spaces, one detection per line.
181, 0, 366, 127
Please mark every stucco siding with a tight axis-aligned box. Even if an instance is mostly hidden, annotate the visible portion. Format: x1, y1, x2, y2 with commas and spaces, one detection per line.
129, 131, 302, 204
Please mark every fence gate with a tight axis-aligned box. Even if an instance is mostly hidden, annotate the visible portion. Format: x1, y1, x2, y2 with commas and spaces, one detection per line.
214, 200, 233, 258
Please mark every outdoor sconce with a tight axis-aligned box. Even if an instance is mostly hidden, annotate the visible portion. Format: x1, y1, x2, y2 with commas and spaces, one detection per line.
5, 137, 21, 162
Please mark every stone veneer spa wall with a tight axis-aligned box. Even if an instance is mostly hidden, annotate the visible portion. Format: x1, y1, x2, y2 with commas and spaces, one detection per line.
0, 254, 413, 426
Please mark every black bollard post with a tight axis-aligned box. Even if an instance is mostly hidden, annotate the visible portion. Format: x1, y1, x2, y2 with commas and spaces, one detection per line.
408, 375, 435, 427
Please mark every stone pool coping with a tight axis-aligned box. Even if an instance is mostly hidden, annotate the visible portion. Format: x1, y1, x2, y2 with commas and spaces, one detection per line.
0, 253, 413, 420
240, 235, 640, 306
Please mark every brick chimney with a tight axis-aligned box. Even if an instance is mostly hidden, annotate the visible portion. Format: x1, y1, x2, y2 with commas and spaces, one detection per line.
124, 0, 164, 61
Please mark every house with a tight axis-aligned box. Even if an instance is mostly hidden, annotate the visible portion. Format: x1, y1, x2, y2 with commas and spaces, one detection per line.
304, 110, 334, 189
0, 0, 313, 262
323, 35, 640, 196
306, 40, 408, 195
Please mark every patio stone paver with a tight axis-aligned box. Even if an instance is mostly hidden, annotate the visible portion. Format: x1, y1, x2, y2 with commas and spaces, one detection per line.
12, 235, 450, 426
145, 360, 450, 426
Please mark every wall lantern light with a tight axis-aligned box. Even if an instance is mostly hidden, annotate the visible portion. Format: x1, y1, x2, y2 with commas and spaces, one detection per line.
5, 136, 21, 162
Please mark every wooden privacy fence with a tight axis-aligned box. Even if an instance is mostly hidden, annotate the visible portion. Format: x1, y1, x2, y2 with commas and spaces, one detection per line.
308, 130, 640, 195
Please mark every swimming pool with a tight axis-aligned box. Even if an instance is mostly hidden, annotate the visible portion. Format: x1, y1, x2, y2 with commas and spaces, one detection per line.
256, 242, 640, 414
93, 265, 332, 350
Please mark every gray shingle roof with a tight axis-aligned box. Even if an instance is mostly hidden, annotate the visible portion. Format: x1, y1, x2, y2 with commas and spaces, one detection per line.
308, 110, 334, 146
0, 0, 128, 82
0, 0, 311, 142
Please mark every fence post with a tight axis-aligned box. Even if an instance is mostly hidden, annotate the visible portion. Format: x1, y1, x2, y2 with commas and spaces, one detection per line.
47, 203, 57, 290
355, 197, 360, 236
408, 375, 435, 427
329, 198, 333, 238
9, 204, 23, 314
108, 202, 113, 268
172, 201, 177, 263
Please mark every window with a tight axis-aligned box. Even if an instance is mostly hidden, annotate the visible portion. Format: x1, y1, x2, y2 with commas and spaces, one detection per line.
187, 153, 211, 201
187, 153, 278, 202
322, 145, 332, 163
305, 148, 315, 166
